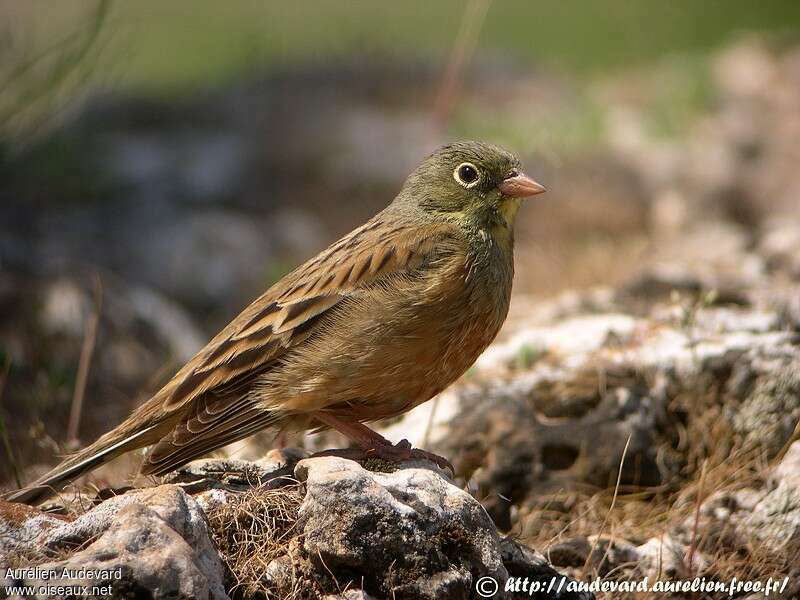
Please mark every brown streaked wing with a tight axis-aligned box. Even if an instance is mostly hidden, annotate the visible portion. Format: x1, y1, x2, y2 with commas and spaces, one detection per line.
157, 217, 458, 416
143, 406, 279, 475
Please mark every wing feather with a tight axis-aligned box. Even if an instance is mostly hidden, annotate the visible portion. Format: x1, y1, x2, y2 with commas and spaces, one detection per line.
139, 215, 462, 473
158, 216, 457, 413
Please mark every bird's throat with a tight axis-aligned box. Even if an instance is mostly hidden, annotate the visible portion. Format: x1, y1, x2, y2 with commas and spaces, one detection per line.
498, 197, 523, 226
483, 197, 521, 247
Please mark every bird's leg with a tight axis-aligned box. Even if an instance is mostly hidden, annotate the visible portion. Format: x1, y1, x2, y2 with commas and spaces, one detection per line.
313, 411, 393, 447
311, 411, 454, 473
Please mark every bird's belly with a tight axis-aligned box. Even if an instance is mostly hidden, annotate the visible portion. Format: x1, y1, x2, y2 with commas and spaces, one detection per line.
332, 311, 496, 422
262, 259, 511, 420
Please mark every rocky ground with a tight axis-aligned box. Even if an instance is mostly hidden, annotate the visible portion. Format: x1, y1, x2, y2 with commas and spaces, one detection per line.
1, 454, 592, 600
1, 38, 800, 599
390, 262, 800, 597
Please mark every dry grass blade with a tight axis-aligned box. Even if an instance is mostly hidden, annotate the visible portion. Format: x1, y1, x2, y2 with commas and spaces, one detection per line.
0, 356, 22, 488
582, 433, 631, 577
685, 458, 707, 575
431, 0, 492, 130
205, 483, 305, 599
67, 274, 103, 445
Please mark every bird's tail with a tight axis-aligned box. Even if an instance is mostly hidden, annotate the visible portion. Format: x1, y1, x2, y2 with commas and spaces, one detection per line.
5, 421, 163, 505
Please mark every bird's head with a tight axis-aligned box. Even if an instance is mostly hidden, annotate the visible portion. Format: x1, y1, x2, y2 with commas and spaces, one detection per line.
396, 140, 545, 230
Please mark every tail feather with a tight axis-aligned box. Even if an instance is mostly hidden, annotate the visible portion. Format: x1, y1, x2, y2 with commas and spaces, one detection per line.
5, 424, 160, 505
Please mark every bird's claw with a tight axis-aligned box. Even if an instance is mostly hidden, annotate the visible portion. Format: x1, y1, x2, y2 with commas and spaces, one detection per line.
310, 439, 454, 475
366, 440, 454, 474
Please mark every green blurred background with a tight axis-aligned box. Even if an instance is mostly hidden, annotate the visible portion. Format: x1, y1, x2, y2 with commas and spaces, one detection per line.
4, 0, 800, 92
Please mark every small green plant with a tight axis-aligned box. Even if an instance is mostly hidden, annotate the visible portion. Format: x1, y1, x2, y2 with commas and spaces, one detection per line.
512, 343, 542, 371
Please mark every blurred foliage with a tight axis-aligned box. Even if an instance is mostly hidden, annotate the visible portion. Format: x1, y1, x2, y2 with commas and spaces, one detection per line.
0, 0, 112, 140
0, 0, 798, 147
2, 0, 800, 95
634, 57, 716, 140
454, 91, 607, 157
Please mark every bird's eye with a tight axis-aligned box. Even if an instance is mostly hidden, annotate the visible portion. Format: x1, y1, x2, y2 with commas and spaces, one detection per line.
454, 162, 480, 188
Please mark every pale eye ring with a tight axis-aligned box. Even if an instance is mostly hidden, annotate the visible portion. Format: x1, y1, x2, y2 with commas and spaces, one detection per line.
454, 162, 480, 188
